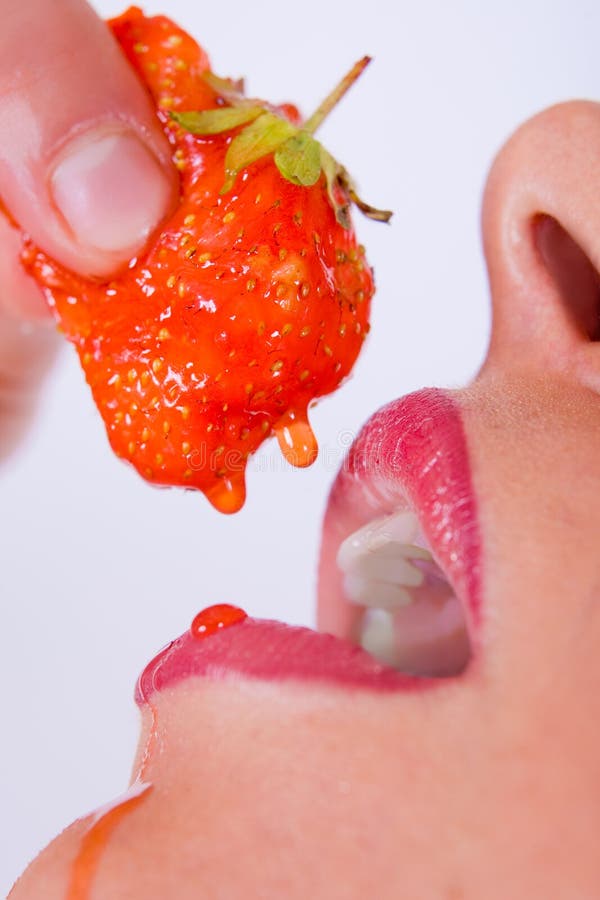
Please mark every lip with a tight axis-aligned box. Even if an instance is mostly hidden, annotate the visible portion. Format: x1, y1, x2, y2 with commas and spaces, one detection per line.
318, 387, 481, 646
135, 615, 438, 703
137, 388, 480, 702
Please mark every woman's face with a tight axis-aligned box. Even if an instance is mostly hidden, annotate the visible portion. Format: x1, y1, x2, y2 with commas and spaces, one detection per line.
12, 103, 600, 898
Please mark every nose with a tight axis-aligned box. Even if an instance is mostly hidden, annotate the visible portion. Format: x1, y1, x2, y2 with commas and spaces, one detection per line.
481, 100, 600, 390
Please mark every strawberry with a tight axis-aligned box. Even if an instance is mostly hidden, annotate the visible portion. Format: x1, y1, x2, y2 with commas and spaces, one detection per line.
21, 6, 390, 513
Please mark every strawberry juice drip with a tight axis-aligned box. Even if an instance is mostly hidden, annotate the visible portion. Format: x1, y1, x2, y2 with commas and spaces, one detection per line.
66, 712, 158, 900
66, 782, 152, 900
274, 406, 319, 467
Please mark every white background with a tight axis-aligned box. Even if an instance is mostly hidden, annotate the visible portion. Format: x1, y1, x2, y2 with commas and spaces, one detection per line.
1, 0, 598, 892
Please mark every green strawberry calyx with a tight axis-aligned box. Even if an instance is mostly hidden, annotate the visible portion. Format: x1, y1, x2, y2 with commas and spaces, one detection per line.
170, 58, 392, 229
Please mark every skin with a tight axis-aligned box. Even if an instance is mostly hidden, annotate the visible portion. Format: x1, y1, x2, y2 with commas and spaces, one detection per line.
4, 2, 600, 897
0, 0, 176, 463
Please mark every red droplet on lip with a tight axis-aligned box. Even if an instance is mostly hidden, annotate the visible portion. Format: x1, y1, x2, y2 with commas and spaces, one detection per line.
191, 604, 248, 639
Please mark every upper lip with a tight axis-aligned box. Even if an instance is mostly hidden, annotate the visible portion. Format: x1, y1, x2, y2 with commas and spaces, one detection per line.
317, 387, 481, 643
137, 387, 481, 701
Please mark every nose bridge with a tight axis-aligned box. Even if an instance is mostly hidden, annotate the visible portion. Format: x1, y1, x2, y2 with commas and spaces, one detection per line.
480, 100, 600, 389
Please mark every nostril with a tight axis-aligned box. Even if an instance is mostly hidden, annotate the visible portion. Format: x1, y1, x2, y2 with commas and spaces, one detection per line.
534, 214, 600, 342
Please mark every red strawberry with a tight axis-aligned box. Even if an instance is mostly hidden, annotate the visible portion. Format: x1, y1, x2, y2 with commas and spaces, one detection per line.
21, 7, 390, 513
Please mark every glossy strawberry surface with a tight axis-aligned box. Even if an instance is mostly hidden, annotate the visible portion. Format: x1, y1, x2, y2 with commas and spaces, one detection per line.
22, 7, 375, 513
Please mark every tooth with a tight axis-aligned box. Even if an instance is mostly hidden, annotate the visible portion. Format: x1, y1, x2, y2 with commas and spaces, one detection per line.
344, 513, 471, 677
339, 511, 419, 556
343, 575, 412, 609
344, 539, 433, 563
340, 549, 425, 587
337, 511, 434, 604
359, 608, 399, 666
394, 544, 433, 562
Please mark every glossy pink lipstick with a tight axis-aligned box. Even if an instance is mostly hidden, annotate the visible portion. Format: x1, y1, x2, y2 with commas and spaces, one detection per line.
318, 388, 481, 645
135, 605, 438, 704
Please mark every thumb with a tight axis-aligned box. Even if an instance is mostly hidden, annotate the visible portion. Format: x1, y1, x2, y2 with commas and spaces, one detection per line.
0, 0, 176, 281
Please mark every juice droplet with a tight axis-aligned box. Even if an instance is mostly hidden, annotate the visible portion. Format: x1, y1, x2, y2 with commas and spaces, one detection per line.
191, 604, 248, 639
204, 469, 247, 514
275, 407, 318, 468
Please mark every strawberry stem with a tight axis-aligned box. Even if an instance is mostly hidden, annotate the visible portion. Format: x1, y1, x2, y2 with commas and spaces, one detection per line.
303, 56, 372, 136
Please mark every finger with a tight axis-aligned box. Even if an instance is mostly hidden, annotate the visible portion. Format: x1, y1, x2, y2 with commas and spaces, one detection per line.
0, 213, 58, 462
0, 307, 58, 465
0, 0, 177, 283
0, 211, 49, 321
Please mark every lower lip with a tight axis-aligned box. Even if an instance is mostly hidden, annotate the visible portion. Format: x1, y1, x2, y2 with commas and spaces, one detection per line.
135, 613, 440, 704
319, 387, 481, 637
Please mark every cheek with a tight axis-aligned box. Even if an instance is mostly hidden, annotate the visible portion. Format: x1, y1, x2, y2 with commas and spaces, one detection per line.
462, 374, 600, 705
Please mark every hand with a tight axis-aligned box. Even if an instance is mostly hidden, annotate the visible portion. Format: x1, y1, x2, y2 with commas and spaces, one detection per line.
0, 0, 176, 462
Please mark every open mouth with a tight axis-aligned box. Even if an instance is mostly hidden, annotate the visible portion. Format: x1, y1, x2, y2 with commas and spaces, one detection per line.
137, 387, 481, 702
337, 508, 472, 678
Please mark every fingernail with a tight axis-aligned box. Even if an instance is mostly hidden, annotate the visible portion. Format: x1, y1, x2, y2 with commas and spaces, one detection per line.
50, 128, 172, 257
